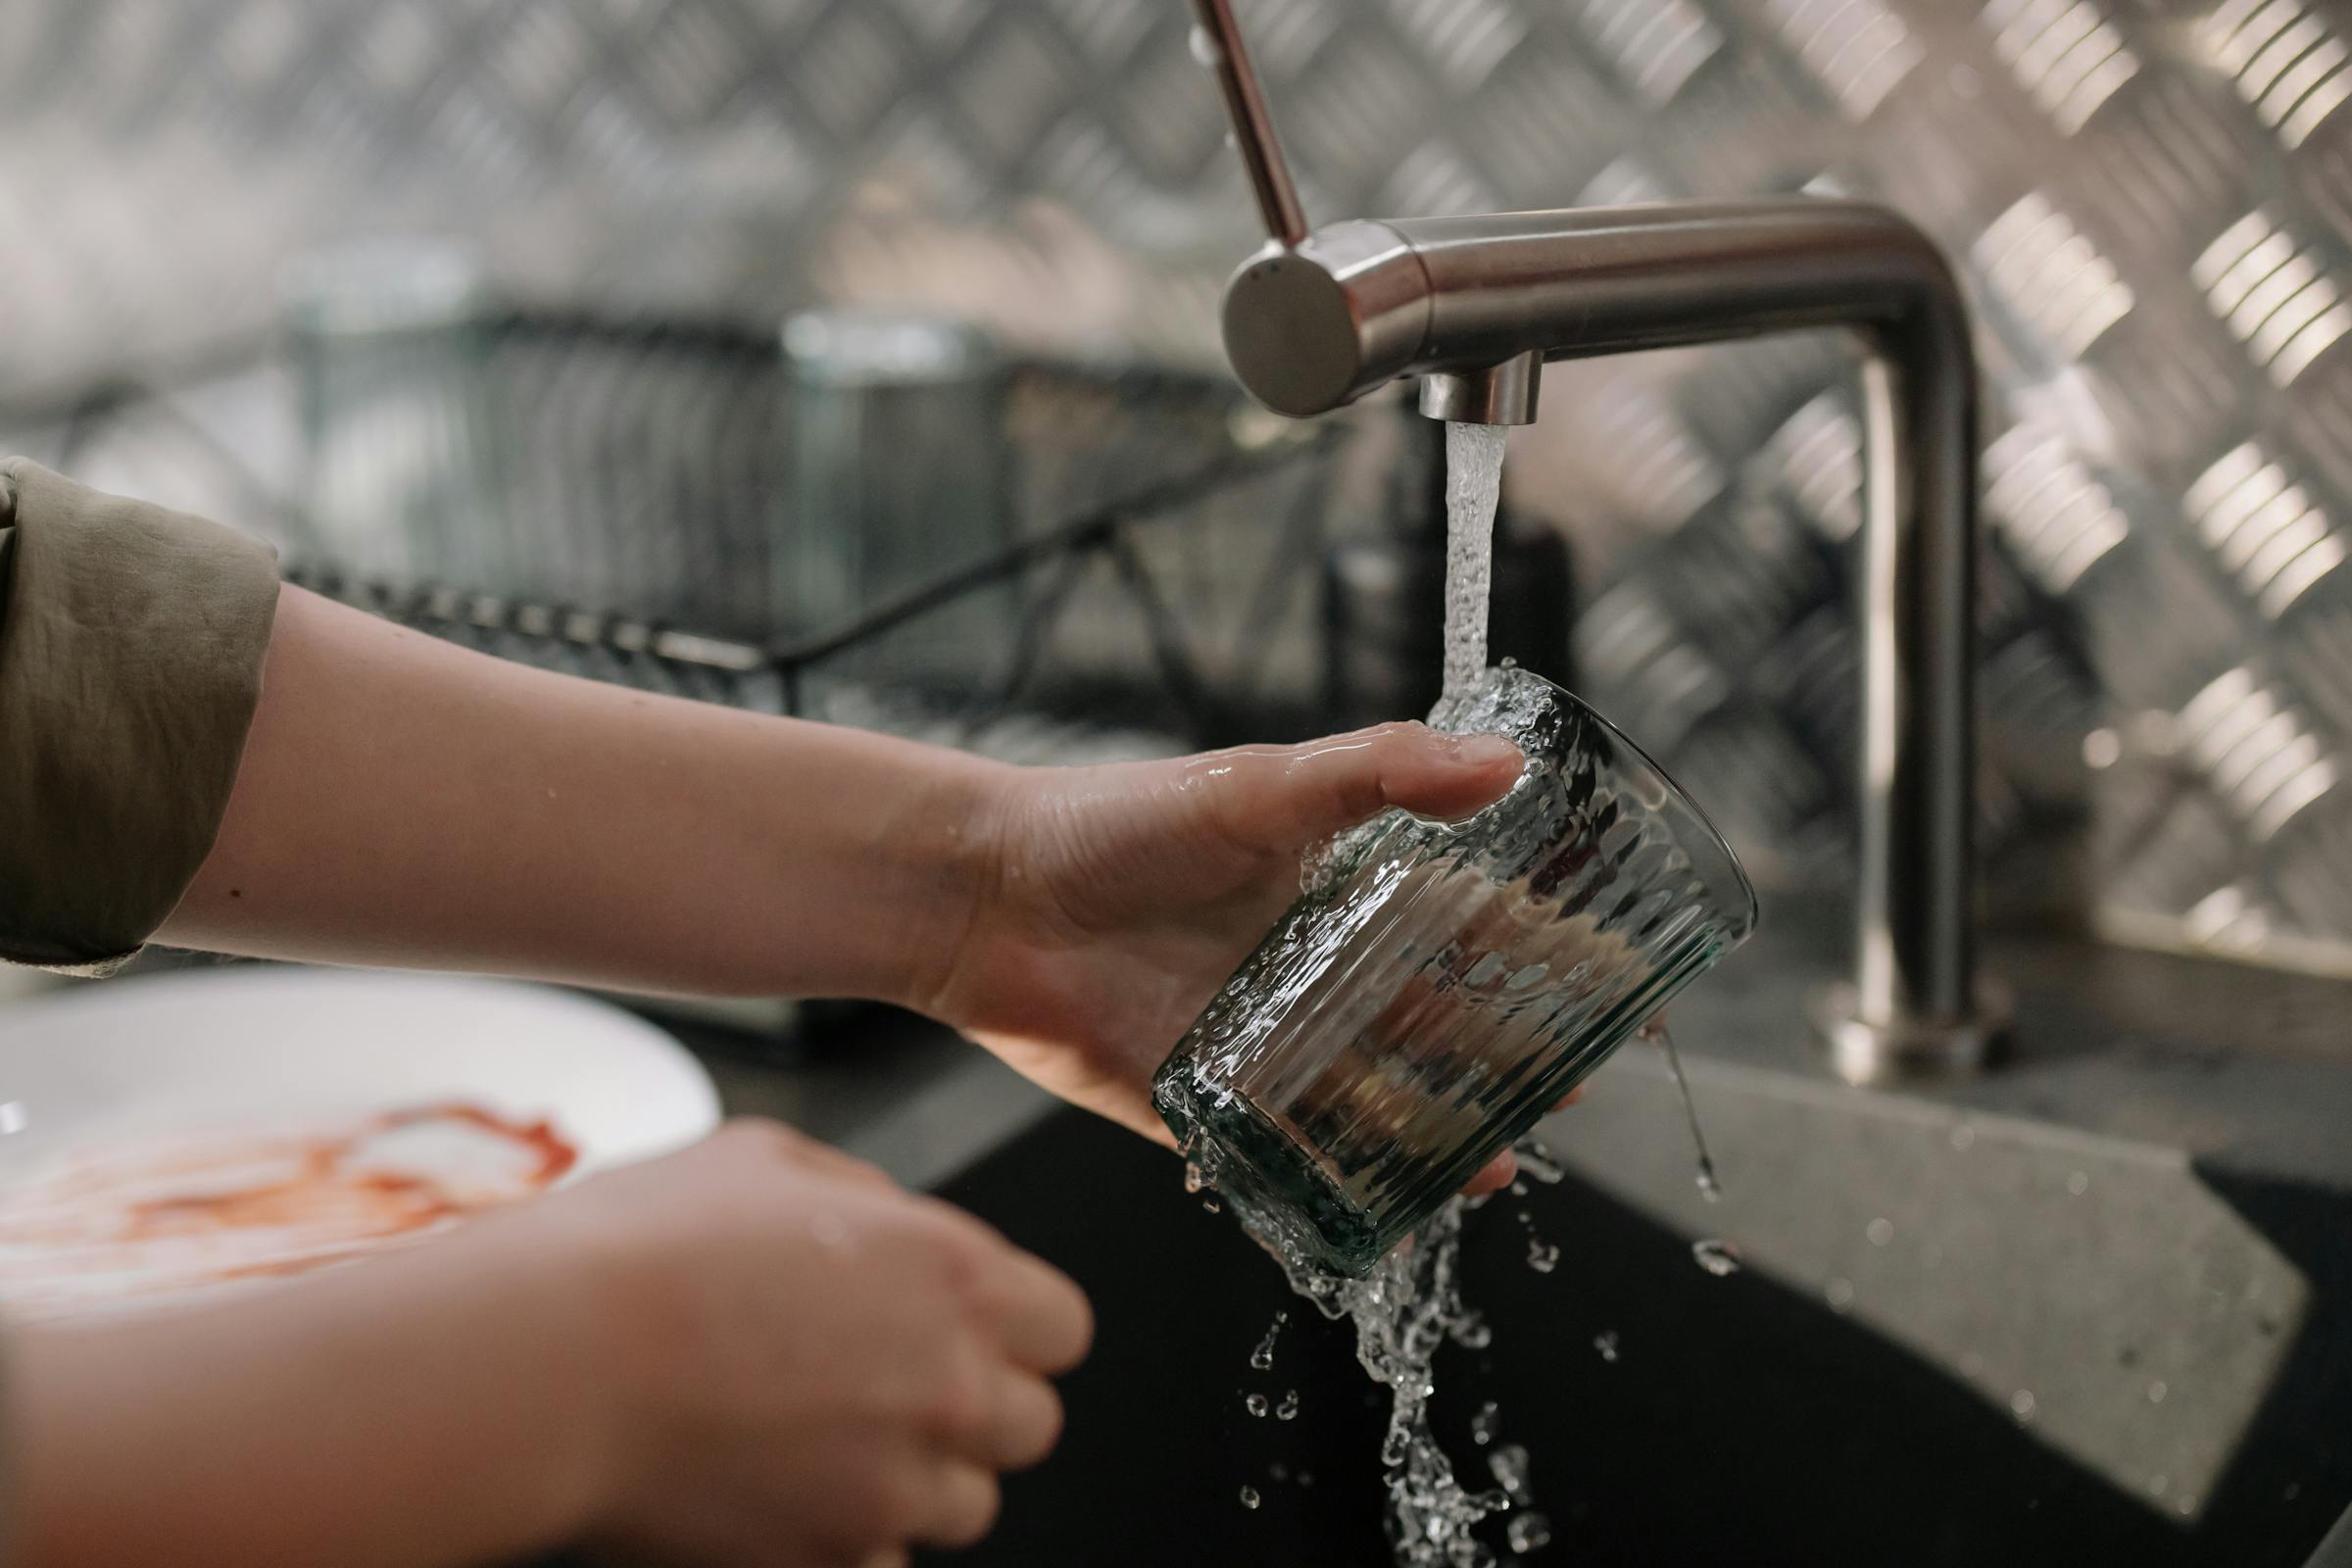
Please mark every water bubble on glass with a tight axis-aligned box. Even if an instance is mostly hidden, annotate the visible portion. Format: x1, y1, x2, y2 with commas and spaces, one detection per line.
1826, 1277, 1855, 1313
1950, 1122, 1977, 1151
1506, 1513, 1553, 1553
1525, 1241, 1560, 1274
1592, 1331, 1620, 1363
2068, 1170, 2090, 1196
1691, 1239, 1741, 1277
2148, 1380, 2169, 1403
1239, 1484, 1261, 1510
1866, 1217, 1894, 1247
2011, 1389, 2036, 1421
1276, 1390, 1300, 1421
1246, 1393, 1269, 1418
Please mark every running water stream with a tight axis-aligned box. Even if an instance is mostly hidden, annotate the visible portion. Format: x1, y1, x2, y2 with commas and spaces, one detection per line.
1264, 423, 1526, 1565
1214, 421, 1722, 1562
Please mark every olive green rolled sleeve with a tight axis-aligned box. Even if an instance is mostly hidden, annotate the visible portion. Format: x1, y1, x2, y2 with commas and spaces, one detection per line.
0, 459, 280, 973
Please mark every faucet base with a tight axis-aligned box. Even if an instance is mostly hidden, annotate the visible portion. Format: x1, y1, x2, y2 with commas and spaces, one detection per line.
1809, 980, 2011, 1087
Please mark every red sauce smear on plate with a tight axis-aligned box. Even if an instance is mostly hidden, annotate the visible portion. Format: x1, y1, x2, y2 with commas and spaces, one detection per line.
120, 1102, 577, 1244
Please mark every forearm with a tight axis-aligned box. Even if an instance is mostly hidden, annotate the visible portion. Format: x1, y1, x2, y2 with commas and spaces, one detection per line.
160, 585, 1007, 1005
7, 1227, 609, 1568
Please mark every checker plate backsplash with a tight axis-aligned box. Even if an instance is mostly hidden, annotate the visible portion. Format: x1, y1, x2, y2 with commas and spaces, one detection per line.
6, 0, 2352, 972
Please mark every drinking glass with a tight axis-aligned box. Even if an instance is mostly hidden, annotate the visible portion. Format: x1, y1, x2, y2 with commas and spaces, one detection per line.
1153, 665, 1757, 1276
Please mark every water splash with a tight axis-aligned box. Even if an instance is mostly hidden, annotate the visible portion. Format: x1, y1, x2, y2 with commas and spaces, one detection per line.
1276, 1389, 1301, 1421
1267, 1198, 1517, 1565
1487, 1444, 1531, 1497
1506, 1513, 1552, 1553
1691, 1239, 1742, 1278
1448, 1310, 1493, 1349
1525, 1241, 1560, 1274
1247, 1393, 1270, 1418
1443, 423, 1508, 698
1240, 1484, 1262, 1510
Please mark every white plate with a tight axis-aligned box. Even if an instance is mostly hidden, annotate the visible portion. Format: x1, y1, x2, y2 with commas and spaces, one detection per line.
0, 967, 721, 1317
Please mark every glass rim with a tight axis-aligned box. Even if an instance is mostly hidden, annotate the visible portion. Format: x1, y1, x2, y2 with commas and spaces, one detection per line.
1435, 664, 1760, 942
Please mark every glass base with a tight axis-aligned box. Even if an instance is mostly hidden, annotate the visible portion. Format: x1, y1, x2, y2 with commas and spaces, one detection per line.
1153, 1068, 1389, 1277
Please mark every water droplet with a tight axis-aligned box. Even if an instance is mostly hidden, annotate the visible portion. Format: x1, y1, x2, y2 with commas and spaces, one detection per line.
1506, 1512, 1553, 1553
1298, 1471, 1314, 1488
1488, 1443, 1531, 1495
2148, 1380, 2168, 1403
2067, 1170, 2090, 1196
1246, 1393, 1269, 1418
1691, 1239, 1741, 1277
2177, 1493, 2197, 1517
1866, 1217, 1894, 1247
2011, 1389, 2036, 1421
1592, 1331, 1620, 1363
1825, 1277, 1854, 1312
1201, 1196, 1222, 1214
1471, 1401, 1501, 1446
1250, 1313, 1285, 1370
1184, 1161, 1206, 1194
1513, 1140, 1566, 1186
1508, 1180, 1529, 1198
1270, 1461, 1288, 1482
2149, 1474, 2169, 1496
1238, 1484, 1261, 1510
1695, 1163, 1722, 1202
1276, 1389, 1300, 1420
1525, 1241, 1560, 1274
1950, 1123, 1976, 1151
1189, 24, 1223, 68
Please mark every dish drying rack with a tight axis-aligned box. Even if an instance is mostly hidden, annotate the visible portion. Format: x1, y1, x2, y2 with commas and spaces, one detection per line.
1, 310, 1375, 1038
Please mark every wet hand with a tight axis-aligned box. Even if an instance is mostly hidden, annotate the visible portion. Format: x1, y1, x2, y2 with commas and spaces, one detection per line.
926, 722, 1557, 1194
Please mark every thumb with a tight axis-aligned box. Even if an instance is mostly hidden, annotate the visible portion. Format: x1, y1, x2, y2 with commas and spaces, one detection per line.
1199, 722, 1523, 857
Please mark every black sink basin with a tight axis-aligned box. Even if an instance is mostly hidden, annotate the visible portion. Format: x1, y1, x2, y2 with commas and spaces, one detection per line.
927, 1108, 2352, 1568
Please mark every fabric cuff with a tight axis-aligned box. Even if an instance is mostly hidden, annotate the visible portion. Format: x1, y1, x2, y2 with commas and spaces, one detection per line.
0, 459, 280, 973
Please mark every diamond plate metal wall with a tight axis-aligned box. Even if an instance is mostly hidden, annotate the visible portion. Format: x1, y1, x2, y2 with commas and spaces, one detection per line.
5, 0, 2352, 972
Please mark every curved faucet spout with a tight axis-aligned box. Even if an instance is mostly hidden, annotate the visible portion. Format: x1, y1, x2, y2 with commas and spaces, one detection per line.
1218, 199, 2002, 1079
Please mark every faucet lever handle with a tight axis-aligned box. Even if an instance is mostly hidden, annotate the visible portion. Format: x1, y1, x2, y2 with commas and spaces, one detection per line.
1188, 0, 1309, 247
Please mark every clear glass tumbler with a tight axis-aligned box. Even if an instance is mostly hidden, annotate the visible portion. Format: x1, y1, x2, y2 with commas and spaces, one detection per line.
1153, 666, 1758, 1276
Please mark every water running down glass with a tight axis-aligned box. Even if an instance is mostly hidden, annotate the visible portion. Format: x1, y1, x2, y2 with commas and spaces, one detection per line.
1154, 665, 1758, 1276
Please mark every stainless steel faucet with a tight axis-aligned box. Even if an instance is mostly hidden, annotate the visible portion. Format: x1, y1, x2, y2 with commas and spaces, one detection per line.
1190, 0, 2004, 1083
